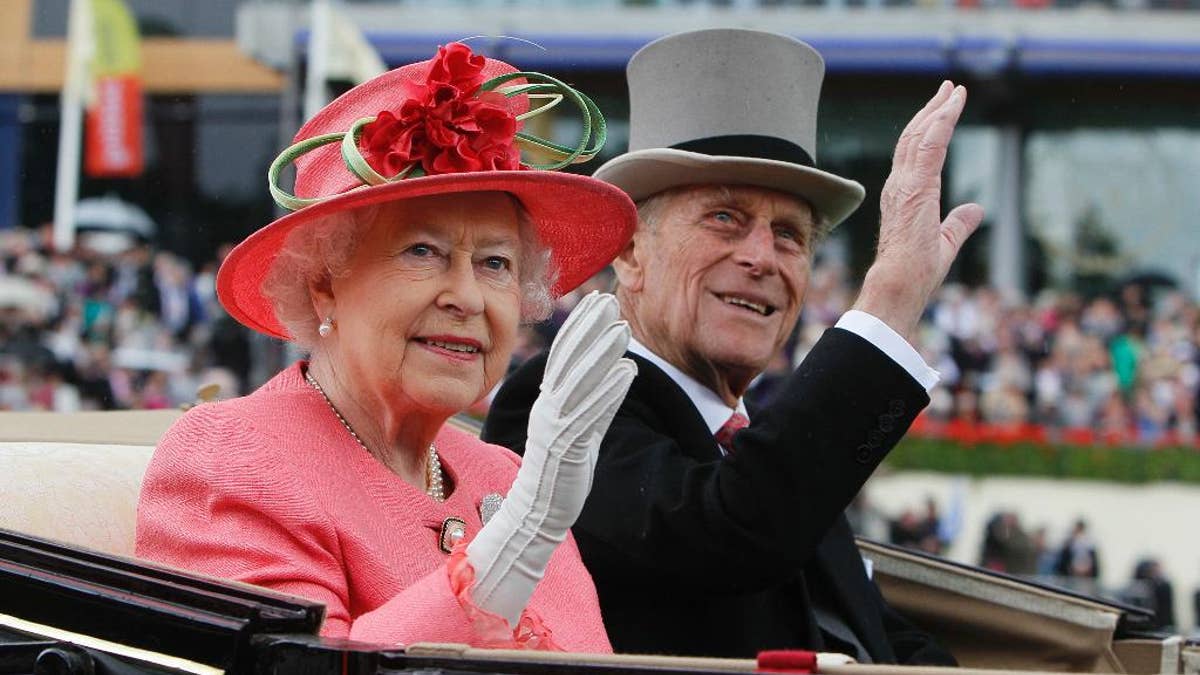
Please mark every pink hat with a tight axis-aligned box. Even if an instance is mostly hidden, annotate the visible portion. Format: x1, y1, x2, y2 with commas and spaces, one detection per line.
217, 43, 636, 340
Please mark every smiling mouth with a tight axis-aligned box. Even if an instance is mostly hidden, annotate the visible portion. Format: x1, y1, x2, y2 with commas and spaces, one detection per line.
718, 294, 776, 317
415, 338, 481, 354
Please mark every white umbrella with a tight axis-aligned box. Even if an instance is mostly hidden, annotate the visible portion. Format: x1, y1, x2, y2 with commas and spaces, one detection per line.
111, 347, 189, 373
0, 276, 56, 315
75, 195, 155, 238
74, 195, 156, 255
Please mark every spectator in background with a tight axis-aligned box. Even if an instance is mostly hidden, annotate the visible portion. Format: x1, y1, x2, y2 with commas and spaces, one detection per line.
886, 498, 947, 556
889, 509, 927, 550
1031, 526, 1058, 576
918, 496, 946, 555
1055, 519, 1101, 590
1193, 584, 1200, 635
1110, 321, 1144, 395
1119, 283, 1150, 331
1126, 558, 1176, 632
979, 511, 1037, 575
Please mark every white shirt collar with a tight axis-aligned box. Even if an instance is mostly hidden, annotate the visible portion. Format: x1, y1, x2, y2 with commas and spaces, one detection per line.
627, 337, 750, 436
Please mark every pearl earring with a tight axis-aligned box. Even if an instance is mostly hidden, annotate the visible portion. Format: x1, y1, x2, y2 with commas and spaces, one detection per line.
318, 316, 334, 337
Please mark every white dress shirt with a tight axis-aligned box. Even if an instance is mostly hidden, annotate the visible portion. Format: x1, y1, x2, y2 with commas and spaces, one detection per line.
834, 310, 940, 393
627, 338, 750, 438
626, 309, 939, 454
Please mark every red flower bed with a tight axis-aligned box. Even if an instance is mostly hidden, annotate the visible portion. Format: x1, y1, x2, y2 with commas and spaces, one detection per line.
908, 415, 1198, 450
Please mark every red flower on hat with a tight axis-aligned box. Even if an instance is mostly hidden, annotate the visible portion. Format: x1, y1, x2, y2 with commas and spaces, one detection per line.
358, 43, 521, 178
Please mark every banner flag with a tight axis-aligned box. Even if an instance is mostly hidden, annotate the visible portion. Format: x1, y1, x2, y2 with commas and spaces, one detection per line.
305, 0, 386, 122
326, 6, 386, 85
53, 0, 96, 250
84, 0, 143, 178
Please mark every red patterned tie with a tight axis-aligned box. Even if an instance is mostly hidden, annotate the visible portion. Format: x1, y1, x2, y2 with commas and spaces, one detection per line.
714, 412, 750, 454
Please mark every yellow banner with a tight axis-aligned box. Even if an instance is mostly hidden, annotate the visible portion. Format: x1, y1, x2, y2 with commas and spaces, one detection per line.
90, 0, 140, 76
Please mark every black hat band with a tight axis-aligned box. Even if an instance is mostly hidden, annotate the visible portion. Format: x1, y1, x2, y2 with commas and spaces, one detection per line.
669, 135, 814, 168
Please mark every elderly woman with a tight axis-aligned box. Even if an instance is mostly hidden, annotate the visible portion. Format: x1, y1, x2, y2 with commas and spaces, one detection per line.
136, 43, 637, 652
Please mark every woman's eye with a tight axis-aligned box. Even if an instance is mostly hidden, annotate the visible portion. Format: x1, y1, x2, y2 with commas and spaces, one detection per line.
407, 243, 435, 257
712, 211, 735, 224
482, 256, 511, 271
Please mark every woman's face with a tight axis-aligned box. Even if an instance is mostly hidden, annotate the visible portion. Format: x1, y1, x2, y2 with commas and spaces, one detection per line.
320, 192, 524, 416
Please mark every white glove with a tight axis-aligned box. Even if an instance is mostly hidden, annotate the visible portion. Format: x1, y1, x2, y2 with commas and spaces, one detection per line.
467, 291, 637, 625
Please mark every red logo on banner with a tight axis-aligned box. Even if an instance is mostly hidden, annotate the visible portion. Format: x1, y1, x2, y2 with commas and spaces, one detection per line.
85, 75, 144, 177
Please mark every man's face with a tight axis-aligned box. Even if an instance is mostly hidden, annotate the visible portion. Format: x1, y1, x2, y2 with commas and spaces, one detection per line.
616, 184, 817, 396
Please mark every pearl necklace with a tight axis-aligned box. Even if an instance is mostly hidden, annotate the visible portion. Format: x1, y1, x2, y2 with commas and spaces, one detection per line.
305, 370, 445, 502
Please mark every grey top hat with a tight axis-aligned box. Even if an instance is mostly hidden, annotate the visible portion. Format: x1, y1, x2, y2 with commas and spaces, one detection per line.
593, 28, 865, 229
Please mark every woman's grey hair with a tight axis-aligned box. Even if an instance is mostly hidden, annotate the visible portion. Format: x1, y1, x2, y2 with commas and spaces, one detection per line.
261, 197, 555, 351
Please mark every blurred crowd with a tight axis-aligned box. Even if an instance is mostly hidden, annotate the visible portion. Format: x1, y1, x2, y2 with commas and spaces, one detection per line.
784, 262, 1200, 449
0, 226, 250, 412
4, 230, 1199, 454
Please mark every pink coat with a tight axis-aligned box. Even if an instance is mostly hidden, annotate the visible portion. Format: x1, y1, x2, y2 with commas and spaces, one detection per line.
136, 362, 611, 652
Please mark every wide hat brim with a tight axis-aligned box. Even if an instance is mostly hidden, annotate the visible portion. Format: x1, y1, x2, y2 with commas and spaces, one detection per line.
592, 149, 865, 229
217, 170, 636, 341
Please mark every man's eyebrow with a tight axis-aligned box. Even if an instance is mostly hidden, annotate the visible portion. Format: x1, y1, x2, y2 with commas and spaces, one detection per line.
774, 213, 816, 235
693, 190, 816, 234
691, 190, 745, 211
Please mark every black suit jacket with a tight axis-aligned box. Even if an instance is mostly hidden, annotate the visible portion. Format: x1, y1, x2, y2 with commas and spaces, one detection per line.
483, 328, 953, 663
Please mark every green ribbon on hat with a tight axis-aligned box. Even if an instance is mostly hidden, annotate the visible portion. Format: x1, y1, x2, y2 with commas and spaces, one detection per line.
268, 71, 607, 212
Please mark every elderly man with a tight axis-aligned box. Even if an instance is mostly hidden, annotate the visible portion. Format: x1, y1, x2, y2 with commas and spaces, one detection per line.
483, 29, 982, 662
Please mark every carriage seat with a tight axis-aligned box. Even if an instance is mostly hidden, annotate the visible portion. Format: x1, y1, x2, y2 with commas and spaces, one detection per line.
0, 410, 180, 557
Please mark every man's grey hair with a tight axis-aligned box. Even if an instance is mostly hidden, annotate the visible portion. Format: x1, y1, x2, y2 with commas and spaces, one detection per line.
261, 198, 555, 351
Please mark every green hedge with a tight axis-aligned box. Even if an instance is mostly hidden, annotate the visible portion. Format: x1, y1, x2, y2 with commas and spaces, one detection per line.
885, 437, 1200, 484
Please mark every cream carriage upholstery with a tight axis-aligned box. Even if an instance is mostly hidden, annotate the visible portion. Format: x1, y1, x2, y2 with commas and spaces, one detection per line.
0, 409, 481, 558
0, 410, 179, 557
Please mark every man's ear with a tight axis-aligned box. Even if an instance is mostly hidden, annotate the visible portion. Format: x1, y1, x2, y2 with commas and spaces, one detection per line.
612, 235, 645, 293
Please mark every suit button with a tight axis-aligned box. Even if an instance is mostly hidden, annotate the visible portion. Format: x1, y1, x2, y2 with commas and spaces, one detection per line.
856, 445, 872, 463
